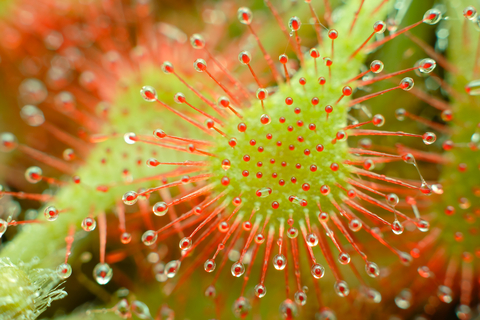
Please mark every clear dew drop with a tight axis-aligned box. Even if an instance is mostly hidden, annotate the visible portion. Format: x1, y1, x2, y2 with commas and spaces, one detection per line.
463, 6, 477, 20
288, 16, 302, 32
465, 79, 480, 95
391, 219, 404, 235
205, 285, 216, 298
399, 251, 413, 266
231, 262, 245, 277
400, 77, 414, 91
81, 217, 96, 232
348, 219, 362, 232
120, 232, 132, 244
131, 300, 152, 320
0, 218, 7, 237
363, 159, 375, 171
306, 233, 319, 246
273, 254, 287, 270
93, 262, 113, 285
364, 288, 382, 303
63, 148, 75, 161
418, 58, 436, 73
441, 109, 453, 122
0, 132, 18, 152
19, 78, 47, 104
161, 61, 174, 74
311, 263, 325, 279
20, 105, 45, 127
141, 230, 157, 246
238, 50, 252, 65
386, 193, 399, 206
394, 289, 412, 309
456, 304, 471, 319
193, 58, 207, 72
165, 260, 181, 278
370, 60, 384, 74
55, 91, 76, 112
154, 263, 167, 283
417, 266, 432, 278
122, 191, 138, 205
44, 206, 59, 221
422, 132, 436, 145
140, 85, 157, 102
437, 285, 452, 303
218, 221, 229, 233
287, 227, 298, 239
124, 132, 137, 144
254, 284, 267, 298
255, 233, 265, 244
334, 280, 350, 297
423, 8, 442, 25
233, 297, 251, 318
338, 252, 351, 265
372, 114, 385, 127
174, 92, 186, 104
365, 261, 380, 278
402, 153, 415, 164
294, 291, 307, 306
56, 263, 72, 279
204, 259, 216, 273
256, 187, 272, 198
25, 166, 42, 184
315, 308, 336, 320
237, 7, 253, 25
395, 108, 406, 121
114, 299, 130, 318
416, 218, 430, 232
279, 299, 298, 319
153, 201, 168, 216
179, 237, 193, 251
373, 20, 387, 33
190, 33, 205, 49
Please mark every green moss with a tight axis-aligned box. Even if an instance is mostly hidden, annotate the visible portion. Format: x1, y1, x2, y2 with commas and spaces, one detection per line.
0, 257, 66, 319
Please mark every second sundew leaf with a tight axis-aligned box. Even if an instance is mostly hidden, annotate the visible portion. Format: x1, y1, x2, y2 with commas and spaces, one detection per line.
373, 2, 480, 319
436, 0, 480, 251
404, 2, 480, 317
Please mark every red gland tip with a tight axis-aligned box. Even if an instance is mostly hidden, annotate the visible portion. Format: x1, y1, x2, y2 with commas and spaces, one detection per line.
342, 86, 353, 96
310, 48, 320, 58
288, 16, 301, 31
279, 54, 288, 64
221, 176, 230, 186
238, 51, 252, 65
373, 20, 387, 33
194, 59, 207, 72
238, 123, 247, 132
328, 29, 338, 39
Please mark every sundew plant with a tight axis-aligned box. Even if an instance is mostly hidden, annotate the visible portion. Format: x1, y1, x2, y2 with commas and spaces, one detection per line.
0, 0, 478, 319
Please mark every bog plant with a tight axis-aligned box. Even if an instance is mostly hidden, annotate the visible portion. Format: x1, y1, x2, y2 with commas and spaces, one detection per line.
0, 0, 477, 319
